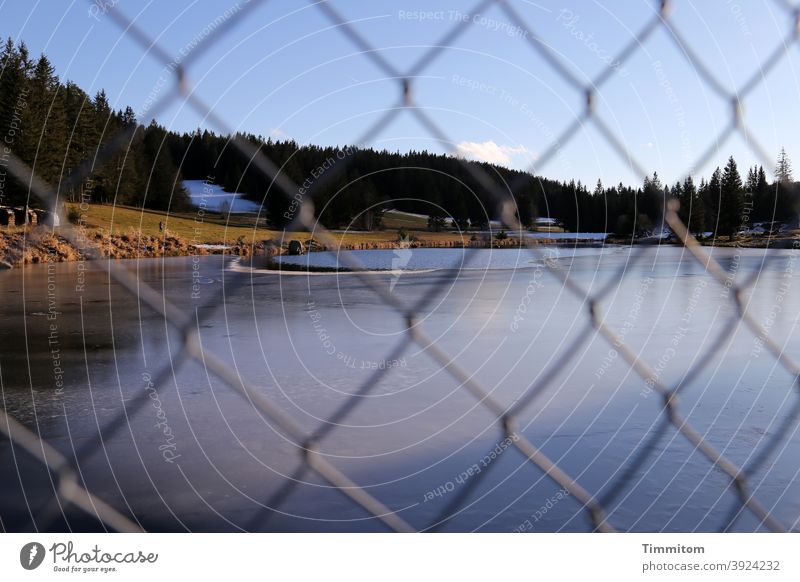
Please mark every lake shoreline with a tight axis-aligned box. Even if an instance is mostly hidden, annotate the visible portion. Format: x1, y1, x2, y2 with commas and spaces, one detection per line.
2, 225, 798, 271
0, 226, 561, 270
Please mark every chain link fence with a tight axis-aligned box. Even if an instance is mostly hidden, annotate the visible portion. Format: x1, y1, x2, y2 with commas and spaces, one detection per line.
2, 0, 800, 533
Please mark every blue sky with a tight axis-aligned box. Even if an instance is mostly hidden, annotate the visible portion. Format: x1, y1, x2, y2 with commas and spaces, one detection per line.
1, 0, 799, 188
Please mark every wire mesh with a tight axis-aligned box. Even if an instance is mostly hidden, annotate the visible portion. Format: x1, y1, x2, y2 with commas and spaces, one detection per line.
2, 0, 800, 533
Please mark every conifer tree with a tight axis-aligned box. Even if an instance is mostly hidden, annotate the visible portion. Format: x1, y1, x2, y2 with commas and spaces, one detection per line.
775, 148, 797, 219
776, 147, 793, 184
682, 175, 704, 234
21, 55, 66, 186
719, 156, 744, 239
703, 167, 722, 236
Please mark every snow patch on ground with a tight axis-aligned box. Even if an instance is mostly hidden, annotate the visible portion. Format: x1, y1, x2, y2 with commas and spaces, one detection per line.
184, 180, 262, 214
523, 231, 608, 240
191, 243, 232, 250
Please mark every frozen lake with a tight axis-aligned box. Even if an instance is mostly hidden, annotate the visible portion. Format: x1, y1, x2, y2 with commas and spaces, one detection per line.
2, 246, 800, 532
273, 246, 613, 271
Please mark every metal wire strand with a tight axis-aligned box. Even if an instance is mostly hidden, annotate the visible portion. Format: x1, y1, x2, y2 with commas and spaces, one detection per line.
2, 0, 800, 533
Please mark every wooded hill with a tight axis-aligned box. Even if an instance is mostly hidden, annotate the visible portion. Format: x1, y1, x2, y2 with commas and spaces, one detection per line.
2, 39, 796, 235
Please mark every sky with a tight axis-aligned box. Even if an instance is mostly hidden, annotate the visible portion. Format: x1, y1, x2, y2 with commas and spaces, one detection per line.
1, 0, 799, 188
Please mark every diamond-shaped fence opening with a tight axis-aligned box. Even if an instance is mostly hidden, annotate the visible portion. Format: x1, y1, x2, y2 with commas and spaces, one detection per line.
2, 0, 800, 533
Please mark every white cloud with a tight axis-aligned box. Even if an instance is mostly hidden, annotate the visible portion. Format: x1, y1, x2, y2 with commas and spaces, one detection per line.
455, 140, 533, 166
269, 127, 290, 140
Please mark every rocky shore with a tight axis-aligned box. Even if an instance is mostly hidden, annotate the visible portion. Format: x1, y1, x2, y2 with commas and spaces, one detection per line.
0, 227, 534, 269
3, 226, 798, 270
0, 230, 228, 268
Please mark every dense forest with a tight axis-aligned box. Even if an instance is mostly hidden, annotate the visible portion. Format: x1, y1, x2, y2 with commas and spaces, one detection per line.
0, 40, 187, 212
1, 39, 797, 236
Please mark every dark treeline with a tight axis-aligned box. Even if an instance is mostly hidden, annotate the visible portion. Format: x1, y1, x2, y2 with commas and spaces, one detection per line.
2, 39, 797, 235
170, 132, 799, 235
0, 40, 188, 211
171, 131, 541, 230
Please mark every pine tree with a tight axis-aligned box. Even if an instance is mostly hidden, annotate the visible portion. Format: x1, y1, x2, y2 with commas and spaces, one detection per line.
673, 180, 684, 223
61, 81, 98, 200
138, 121, 189, 211
113, 107, 146, 206
0, 39, 31, 205
88, 90, 117, 202
776, 147, 793, 184
775, 148, 797, 219
21, 54, 66, 186
682, 175, 704, 234
753, 165, 771, 222
640, 172, 662, 222
745, 166, 757, 193
704, 167, 722, 236
719, 156, 744, 239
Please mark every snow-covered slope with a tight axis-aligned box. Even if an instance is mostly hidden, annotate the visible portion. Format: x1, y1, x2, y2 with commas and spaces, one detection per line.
184, 180, 262, 214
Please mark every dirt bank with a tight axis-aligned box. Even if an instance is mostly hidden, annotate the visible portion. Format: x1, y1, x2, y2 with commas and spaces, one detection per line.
0, 227, 534, 269
5, 225, 797, 271
0, 228, 262, 268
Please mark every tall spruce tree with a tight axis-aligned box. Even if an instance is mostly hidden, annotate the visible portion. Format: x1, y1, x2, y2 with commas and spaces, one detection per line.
719, 156, 744, 239
21, 55, 66, 187
703, 167, 722, 236
140, 121, 189, 211
753, 165, 771, 222
0, 40, 31, 205
775, 148, 797, 220
682, 175, 704, 234
776, 147, 793, 183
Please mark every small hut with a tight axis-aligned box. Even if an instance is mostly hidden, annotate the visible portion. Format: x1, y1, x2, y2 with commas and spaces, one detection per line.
13, 206, 36, 226
0, 207, 15, 227
287, 240, 303, 255
33, 209, 59, 227
305, 238, 322, 253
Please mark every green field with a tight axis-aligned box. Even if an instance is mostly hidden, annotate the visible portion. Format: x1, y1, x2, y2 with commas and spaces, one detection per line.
69, 203, 279, 243
66, 204, 469, 248
381, 210, 429, 230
